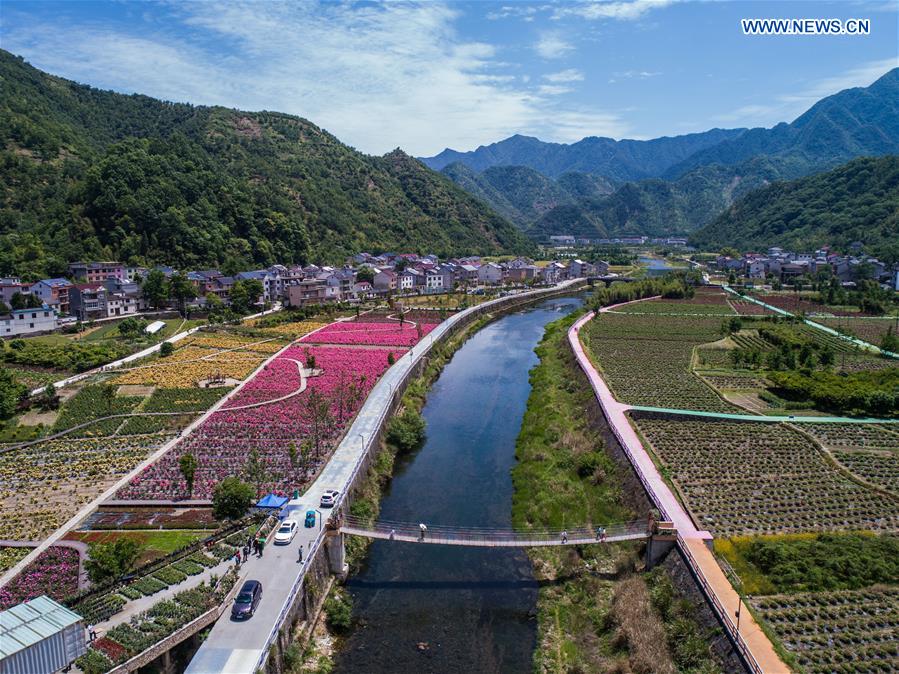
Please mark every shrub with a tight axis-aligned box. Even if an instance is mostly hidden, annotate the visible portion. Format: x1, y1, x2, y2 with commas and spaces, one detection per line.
212, 477, 256, 521
324, 590, 353, 633
160, 342, 175, 357
385, 409, 426, 452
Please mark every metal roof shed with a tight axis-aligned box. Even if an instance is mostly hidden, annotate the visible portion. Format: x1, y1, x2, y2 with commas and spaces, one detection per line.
0, 595, 86, 674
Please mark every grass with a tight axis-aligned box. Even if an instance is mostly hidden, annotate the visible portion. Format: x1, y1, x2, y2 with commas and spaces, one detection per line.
515, 312, 723, 674
67, 530, 208, 565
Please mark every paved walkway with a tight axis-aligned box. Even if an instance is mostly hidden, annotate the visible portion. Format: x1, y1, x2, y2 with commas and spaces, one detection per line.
569, 309, 788, 673
185, 280, 586, 674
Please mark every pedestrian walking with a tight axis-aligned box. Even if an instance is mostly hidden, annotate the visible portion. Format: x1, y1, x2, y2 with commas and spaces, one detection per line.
251, 539, 259, 556
419, 523, 427, 542
600, 527, 606, 542
243, 544, 250, 561
87, 624, 96, 641
297, 545, 304, 563
389, 528, 396, 541
246, 534, 253, 551
233, 551, 241, 569
561, 530, 568, 544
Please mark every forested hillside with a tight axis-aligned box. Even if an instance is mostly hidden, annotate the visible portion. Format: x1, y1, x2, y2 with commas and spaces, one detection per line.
690, 156, 899, 260
0, 50, 532, 279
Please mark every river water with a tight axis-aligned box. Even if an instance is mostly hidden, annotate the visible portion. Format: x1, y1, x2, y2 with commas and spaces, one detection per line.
638, 255, 676, 277
334, 295, 585, 674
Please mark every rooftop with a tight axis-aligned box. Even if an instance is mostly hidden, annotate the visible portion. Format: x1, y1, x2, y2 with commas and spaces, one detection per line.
0, 595, 83, 660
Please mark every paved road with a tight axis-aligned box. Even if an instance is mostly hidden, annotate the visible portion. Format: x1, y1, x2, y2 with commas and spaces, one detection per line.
570, 307, 787, 673
186, 281, 586, 674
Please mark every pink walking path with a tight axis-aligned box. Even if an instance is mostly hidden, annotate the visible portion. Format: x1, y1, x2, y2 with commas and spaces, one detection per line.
569, 306, 790, 674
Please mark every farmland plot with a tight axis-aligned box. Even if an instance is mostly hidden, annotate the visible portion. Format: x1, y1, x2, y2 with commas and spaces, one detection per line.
583, 312, 736, 412
802, 424, 899, 493
631, 416, 899, 536
752, 587, 898, 673
0, 435, 174, 540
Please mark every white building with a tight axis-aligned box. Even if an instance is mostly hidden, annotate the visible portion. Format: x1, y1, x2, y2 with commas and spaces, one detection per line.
1, 305, 58, 337
477, 262, 503, 285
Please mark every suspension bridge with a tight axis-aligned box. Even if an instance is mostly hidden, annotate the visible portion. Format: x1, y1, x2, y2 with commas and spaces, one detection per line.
338, 516, 656, 547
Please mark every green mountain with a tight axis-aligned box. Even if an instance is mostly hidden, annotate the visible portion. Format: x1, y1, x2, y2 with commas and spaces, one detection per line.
434, 68, 898, 242
0, 50, 532, 279
422, 128, 746, 181
666, 69, 899, 180
690, 156, 899, 259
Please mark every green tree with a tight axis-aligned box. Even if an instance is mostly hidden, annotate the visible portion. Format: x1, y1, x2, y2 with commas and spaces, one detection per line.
882, 326, 899, 354
356, 266, 375, 284
212, 477, 256, 520
179, 452, 198, 496
229, 279, 264, 315
85, 539, 141, 583
168, 271, 196, 316
0, 300, 9, 314
0, 368, 26, 419
160, 341, 175, 357
117, 317, 147, 339
142, 269, 169, 310
386, 409, 426, 452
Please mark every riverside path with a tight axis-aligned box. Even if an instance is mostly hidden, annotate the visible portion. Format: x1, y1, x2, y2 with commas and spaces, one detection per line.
185, 280, 586, 674
569, 307, 789, 674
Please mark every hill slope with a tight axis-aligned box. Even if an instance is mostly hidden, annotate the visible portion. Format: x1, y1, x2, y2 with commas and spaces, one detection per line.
422, 128, 746, 181
666, 69, 899, 180
0, 50, 532, 279
690, 156, 899, 258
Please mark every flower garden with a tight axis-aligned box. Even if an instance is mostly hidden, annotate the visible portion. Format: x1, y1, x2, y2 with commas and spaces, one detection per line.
631, 415, 898, 536
0, 435, 174, 540
0, 546, 80, 609
117, 316, 423, 501
751, 587, 898, 673
112, 332, 291, 388
300, 319, 437, 347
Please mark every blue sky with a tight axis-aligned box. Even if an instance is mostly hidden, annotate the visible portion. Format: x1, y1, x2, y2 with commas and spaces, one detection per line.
1, 1, 896, 156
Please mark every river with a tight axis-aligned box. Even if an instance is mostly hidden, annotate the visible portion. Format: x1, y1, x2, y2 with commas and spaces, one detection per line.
637, 255, 677, 277
334, 295, 585, 673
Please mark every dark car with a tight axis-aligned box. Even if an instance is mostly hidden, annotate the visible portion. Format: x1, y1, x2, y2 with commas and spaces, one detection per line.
231, 580, 263, 620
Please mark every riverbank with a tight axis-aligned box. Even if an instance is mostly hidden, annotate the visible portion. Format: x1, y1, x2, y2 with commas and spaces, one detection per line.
513, 312, 730, 673
289, 312, 501, 672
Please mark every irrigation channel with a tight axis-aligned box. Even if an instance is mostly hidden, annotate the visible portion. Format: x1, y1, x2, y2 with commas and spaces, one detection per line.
333, 295, 586, 673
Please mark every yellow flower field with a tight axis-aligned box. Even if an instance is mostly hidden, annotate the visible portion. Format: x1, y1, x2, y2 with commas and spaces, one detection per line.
246, 320, 328, 339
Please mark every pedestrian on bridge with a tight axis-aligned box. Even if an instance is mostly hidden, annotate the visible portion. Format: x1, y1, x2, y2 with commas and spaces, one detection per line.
297, 545, 304, 563
561, 530, 568, 544
419, 523, 427, 542
389, 529, 396, 540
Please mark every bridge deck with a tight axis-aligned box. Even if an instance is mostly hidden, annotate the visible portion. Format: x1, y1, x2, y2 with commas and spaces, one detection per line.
340, 519, 651, 547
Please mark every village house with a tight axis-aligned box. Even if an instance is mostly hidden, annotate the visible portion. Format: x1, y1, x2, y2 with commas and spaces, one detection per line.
68, 261, 126, 283
477, 262, 503, 285
1, 304, 58, 337
29, 278, 73, 315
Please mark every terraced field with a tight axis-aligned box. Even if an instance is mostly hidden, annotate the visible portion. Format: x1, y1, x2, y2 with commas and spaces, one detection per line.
631, 415, 899, 536
816, 317, 898, 347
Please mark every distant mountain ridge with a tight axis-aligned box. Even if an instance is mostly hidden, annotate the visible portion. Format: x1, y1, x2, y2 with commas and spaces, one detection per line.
422, 128, 747, 182
429, 68, 899, 242
0, 50, 533, 279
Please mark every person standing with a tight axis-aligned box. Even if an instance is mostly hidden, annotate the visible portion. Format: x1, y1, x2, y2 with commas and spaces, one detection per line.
419, 523, 427, 542
297, 545, 304, 563
257, 536, 265, 557
561, 530, 568, 544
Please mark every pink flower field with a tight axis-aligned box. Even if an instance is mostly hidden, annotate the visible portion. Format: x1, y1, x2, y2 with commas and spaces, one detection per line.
0, 546, 80, 609
301, 320, 437, 347
117, 345, 404, 500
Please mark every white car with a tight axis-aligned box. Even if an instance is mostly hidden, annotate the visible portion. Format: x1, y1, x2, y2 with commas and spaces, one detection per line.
320, 490, 339, 508
273, 519, 298, 545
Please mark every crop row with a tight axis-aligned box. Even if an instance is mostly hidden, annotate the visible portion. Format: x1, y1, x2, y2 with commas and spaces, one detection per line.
584, 312, 736, 412
631, 416, 899, 536
751, 587, 898, 673
832, 452, 899, 493
816, 317, 899, 346
0, 435, 173, 540
0, 546, 80, 609
802, 424, 899, 450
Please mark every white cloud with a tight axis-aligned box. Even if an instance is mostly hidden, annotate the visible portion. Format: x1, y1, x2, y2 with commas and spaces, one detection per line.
715, 57, 897, 125
555, 0, 676, 21
0, 2, 628, 155
543, 68, 585, 82
610, 70, 662, 81
535, 32, 574, 59
537, 84, 573, 95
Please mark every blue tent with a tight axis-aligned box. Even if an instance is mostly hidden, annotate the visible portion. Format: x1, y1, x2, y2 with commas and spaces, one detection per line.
256, 493, 289, 509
